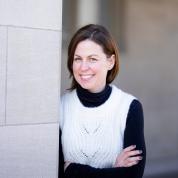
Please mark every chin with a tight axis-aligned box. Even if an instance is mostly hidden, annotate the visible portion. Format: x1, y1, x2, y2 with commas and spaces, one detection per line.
80, 84, 91, 90
79, 83, 93, 90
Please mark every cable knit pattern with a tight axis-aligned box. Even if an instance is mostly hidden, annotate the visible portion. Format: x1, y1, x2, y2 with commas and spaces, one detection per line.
60, 85, 136, 168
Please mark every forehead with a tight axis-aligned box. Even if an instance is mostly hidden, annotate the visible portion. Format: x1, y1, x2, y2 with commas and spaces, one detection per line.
74, 39, 105, 56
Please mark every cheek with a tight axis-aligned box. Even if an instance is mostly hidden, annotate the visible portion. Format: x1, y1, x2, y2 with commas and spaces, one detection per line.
90, 65, 98, 72
91, 62, 104, 71
72, 63, 78, 74
97, 63, 109, 74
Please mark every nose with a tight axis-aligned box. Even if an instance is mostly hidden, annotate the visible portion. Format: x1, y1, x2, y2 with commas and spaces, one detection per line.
80, 61, 89, 71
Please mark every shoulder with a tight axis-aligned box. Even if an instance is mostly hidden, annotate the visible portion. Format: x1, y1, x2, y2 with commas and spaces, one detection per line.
126, 99, 144, 128
110, 85, 141, 136
129, 100, 143, 114
61, 89, 76, 105
128, 99, 144, 118
111, 85, 136, 105
112, 85, 144, 124
60, 89, 77, 129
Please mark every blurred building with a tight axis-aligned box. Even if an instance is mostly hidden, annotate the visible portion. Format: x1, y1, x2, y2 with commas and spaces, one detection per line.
62, 0, 178, 178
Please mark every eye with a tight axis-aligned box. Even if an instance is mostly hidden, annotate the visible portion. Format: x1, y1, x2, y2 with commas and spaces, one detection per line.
89, 58, 98, 63
74, 57, 82, 62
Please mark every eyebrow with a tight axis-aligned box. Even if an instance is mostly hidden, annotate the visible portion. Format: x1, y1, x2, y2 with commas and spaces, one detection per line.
74, 54, 99, 58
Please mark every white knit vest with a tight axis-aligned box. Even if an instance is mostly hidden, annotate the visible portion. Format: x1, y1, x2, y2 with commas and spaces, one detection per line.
60, 85, 135, 168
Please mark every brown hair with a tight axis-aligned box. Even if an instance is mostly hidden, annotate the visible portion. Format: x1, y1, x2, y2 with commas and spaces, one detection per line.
67, 24, 120, 90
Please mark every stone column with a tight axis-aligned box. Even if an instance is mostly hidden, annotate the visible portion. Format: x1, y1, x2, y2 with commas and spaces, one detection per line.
0, 0, 62, 177
76, 0, 100, 27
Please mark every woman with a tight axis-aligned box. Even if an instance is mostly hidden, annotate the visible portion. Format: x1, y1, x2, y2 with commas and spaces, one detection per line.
59, 24, 146, 178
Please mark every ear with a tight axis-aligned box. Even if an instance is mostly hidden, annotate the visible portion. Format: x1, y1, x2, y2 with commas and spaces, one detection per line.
107, 55, 115, 70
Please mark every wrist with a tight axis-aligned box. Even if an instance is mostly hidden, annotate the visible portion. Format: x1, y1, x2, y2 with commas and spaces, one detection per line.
64, 161, 71, 172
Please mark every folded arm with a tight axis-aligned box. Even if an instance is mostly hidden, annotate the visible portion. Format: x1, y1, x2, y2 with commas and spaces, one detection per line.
60, 100, 146, 178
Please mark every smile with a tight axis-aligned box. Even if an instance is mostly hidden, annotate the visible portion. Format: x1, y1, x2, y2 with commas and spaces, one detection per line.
80, 74, 94, 80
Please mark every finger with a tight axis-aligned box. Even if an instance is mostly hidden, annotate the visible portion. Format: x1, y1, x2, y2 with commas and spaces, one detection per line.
127, 150, 142, 157
122, 150, 141, 160
117, 145, 136, 159
115, 157, 141, 168
122, 150, 142, 161
127, 156, 143, 163
126, 161, 139, 167
123, 145, 136, 152
124, 156, 142, 167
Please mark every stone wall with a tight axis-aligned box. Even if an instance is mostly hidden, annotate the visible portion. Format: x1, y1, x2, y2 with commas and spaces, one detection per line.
0, 0, 62, 177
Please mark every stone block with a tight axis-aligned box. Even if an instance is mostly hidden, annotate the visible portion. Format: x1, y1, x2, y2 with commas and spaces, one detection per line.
0, 0, 62, 30
0, 123, 59, 178
0, 27, 7, 125
6, 27, 61, 124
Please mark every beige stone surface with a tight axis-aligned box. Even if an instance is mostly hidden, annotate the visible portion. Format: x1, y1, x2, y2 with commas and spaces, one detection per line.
0, 123, 59, 178
0, 27, 7, 125
6, 27, 61, 124
0, 0, 62, 177
0, 0, 62, 30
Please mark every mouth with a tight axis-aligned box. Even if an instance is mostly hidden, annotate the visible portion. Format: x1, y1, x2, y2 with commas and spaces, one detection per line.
80, 74, 94, 80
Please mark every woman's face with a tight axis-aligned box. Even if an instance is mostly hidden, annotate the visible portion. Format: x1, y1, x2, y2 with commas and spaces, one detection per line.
73, 39, 115, 93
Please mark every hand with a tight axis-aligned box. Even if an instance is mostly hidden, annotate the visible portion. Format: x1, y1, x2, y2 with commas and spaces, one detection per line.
114, 145, 142, 167
64, 161, 71, 171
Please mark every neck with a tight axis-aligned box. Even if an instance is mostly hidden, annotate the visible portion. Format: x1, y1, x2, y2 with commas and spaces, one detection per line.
76, 84, 112, 107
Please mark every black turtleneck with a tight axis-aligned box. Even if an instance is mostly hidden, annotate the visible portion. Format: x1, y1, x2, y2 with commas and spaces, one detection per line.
76, 85, 112, 107
59, 85, 146, 178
